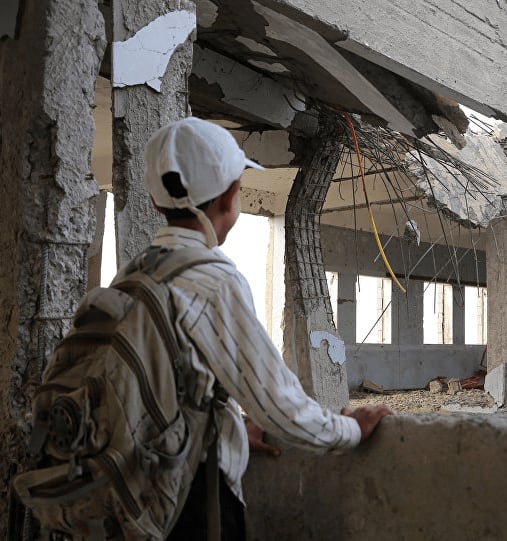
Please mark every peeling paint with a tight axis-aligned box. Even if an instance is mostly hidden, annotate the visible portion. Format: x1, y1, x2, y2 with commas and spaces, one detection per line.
309, 331, 346, 365
112, 10, 196, 92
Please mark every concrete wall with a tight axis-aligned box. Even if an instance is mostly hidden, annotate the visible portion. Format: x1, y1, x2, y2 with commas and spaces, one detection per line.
321, 224, 487, 389
345, 344, 484, 390
244, 411, 507, 540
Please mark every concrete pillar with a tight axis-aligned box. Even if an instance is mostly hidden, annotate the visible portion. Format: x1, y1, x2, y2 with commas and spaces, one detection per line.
453, 284, 465, 345
0, 0, 105, 531
111, 0, 196, 266
283, 115, 348, 410
337, 273, 357, 344
485, 212, 507, 405
391, 280, 424, 345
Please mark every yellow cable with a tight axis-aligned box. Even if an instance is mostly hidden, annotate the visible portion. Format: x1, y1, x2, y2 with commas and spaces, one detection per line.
342, 113, 406, 294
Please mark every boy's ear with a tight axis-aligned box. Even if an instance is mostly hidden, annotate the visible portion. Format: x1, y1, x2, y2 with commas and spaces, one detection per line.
219, 180, 241, 212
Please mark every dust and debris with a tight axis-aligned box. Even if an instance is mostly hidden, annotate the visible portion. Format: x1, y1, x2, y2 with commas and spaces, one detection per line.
349, 388, 497, 414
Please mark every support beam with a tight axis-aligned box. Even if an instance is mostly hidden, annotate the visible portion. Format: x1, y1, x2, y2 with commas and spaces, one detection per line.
485, 210, 507, 405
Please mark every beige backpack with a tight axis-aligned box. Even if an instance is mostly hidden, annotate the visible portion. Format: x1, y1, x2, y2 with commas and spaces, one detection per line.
14, 246, 229, 540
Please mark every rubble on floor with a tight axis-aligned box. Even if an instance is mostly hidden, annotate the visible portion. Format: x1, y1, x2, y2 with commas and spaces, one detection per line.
349, 387, 498, 414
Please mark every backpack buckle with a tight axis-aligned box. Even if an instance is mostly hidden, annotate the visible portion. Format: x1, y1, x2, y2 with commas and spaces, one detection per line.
212, 383, 229, 410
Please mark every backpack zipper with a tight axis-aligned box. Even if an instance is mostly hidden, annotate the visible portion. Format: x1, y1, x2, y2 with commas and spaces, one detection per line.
97, 450, 142, 520
112, 333, 169, 432
114, 281, 179, 361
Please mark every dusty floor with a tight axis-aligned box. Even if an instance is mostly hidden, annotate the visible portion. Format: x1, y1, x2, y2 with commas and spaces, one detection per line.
349, 388, 498, 414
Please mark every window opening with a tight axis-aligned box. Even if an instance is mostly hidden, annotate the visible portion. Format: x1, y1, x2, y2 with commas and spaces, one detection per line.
356, 275, 392, 344
423, 281, 453, 344
326, 271, 338, 328
465, 286, 487, 345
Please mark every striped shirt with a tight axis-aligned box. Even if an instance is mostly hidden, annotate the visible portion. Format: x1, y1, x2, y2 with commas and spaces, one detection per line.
152, 226, 361, 503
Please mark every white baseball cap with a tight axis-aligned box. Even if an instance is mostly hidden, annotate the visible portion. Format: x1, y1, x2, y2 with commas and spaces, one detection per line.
144, 116, 264, 210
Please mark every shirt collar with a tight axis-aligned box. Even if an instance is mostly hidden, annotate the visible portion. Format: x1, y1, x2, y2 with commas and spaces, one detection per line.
152, 226, 209, 249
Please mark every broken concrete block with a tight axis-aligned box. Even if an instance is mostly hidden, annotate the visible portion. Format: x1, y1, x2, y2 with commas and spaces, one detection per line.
361, 379, 384, 394
447, 378, 462, 395
429, 380, 443, 394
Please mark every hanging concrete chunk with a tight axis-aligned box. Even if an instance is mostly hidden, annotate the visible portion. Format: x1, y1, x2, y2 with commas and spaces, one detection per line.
406, 132, 507, 228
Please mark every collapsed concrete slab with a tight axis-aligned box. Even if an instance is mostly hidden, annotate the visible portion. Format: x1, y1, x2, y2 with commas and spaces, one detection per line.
406, 132, 507, 228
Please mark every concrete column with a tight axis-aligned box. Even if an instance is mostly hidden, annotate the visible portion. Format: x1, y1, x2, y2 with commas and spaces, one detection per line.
391, 280, 424, 345
485, 213, 507, 405
337, 273, 357, 345
283, 115, 348, 410
453, 285, 465, 345
111, 0, 196, 266
0, 0, 105, 531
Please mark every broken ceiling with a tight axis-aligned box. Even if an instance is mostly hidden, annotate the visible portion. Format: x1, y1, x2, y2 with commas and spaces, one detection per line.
191, 0, 507, 139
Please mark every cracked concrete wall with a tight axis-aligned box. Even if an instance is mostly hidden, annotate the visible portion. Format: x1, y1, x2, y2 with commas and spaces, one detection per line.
112, 0, 196, 266
0, 0, 105, 532
244, 412, 507, 540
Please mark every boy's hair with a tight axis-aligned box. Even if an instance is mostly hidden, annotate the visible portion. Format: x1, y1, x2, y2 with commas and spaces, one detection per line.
161, 172, 215, 221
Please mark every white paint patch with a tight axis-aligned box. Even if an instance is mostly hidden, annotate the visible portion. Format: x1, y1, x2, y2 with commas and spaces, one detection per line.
112, 11, 196, 92
309, 331, 346, 365
248, 60, 290, 74
236, 36, 276, 56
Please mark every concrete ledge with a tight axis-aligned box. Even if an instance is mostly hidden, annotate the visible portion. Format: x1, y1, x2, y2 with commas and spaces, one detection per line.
244, 412, 507, 540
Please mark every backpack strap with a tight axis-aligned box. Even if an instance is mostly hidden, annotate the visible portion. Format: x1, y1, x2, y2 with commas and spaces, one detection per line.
150, 246, 230, 283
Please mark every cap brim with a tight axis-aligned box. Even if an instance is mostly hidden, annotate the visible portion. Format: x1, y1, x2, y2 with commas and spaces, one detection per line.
245, 158, 265, 170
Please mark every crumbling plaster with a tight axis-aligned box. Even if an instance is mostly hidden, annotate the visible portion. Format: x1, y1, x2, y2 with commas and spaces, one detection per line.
0, 0, 106, 532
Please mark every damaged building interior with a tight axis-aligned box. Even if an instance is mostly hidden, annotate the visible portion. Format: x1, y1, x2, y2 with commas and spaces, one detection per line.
2, 0, 507, 539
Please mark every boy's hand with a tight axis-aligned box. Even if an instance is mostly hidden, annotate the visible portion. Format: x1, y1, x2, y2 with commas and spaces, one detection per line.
341, 405, 393, 441
245, 417, 281, 457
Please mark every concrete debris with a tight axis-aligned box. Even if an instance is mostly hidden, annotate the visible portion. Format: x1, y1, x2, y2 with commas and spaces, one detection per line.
447, 378, 462, 395
429, 380, 443, 394
426, 371, 486, 395
361, 379, 384, 394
